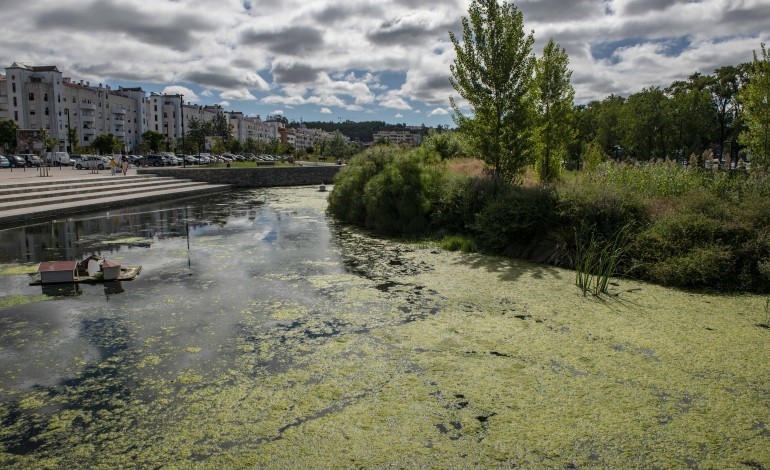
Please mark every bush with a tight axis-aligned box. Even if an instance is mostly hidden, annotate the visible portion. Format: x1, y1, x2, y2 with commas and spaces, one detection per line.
329, 146, 443, 237
474, 185, 558, 258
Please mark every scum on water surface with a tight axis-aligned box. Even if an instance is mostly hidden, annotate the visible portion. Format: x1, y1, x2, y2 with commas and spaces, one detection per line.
0, 186, 767, 468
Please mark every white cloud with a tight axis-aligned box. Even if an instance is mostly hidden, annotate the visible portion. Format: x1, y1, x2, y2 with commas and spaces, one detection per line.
395, 113, 404, 118
429, 107, 449, 116
271, 109, 284, 115
161, 85, 200, 101
1, 0, 767, 124
320, 107, 332, 114
217, 100, 231, 108
220, 88, 257, 101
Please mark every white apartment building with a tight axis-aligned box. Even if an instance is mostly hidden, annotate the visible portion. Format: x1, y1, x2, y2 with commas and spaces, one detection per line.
1, 63, 345, 154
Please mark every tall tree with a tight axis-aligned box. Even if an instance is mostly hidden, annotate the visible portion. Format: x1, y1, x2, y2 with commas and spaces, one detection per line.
620, 87, 669, 160
739, 43, 770, 171
596, 94, 625, 155
449, 0, 535, 183
92, 134, 121, 154
708, 65, 745, 158
141, 130, 165, 153
533, 38, 575, 182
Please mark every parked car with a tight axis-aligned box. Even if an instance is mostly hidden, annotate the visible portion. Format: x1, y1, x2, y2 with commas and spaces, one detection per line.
196, 155, 211, 164
127, 155, 143, 165
19, 154, 42, 167
144, 155, 165, 167
0, 156, 9, 168
183, 155, 200, 165
72, 155, 106, 170
6, 155, 26, 168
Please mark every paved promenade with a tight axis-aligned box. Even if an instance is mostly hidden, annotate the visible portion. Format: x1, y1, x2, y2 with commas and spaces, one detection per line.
0, 165, 138, 182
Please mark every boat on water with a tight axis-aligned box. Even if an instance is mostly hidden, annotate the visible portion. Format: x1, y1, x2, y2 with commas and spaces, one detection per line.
30, 255, 142, 285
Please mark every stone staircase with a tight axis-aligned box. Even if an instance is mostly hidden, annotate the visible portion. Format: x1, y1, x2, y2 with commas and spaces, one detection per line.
0, 174, 231, 226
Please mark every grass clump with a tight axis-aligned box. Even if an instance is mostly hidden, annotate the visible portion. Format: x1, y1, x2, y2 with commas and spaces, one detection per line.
575, 224, 632, 296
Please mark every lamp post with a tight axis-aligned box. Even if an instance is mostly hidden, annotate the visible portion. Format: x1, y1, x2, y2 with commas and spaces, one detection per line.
181, 95, 186, 168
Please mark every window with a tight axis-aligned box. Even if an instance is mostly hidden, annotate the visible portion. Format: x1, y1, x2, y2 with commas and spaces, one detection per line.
84, 135, 89, 142
30, 109, 36, 115
45, 107, 49, 116
12, 97, 16, 107
44, 93, 48, 102
11, 83, 16, 93
154, 105, 157, 112
14, 111, 18, 121
58, 95, 60, 103
29, 92, 35, 101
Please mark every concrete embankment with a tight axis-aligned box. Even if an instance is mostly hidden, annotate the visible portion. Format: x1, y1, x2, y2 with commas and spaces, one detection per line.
136, 165, 342, 187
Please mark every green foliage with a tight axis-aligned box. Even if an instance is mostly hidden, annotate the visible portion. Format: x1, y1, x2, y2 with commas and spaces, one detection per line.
575, 224, 632, 296
0, 119, 19, 153
449, 0, 536, 182
322, 130, 348, 159
91, 133, 121, 154
533, 38, 575, 183
739, 43, 770, 172
438, 235, 477, 252
142, 131, 165, 153
474, 185, 557, 256
422, 130, 471, 160
581, 140, 606, 172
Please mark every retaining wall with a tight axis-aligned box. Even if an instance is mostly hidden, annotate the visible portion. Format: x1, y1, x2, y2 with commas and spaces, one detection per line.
137, 165, 341, 188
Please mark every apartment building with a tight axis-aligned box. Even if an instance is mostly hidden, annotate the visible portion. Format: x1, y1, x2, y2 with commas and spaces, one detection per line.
1, 63, 343, 154
373, 130, 422, 146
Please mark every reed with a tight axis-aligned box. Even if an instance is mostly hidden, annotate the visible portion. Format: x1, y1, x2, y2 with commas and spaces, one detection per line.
575, 224, 632, 296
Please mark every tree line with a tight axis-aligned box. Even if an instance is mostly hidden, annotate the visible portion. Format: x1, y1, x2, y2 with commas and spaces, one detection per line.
449, 0, 770, 180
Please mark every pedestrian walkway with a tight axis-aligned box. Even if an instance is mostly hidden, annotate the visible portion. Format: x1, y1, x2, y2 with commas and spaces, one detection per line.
0, 166, 231, 227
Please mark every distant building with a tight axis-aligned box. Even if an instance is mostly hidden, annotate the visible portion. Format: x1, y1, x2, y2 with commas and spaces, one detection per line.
373, 130, 422, 146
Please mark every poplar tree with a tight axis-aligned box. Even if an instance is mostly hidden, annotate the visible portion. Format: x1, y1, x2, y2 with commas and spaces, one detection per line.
449, 0, 535, 183
533, 38, 575, 182
739, 43, 770, 171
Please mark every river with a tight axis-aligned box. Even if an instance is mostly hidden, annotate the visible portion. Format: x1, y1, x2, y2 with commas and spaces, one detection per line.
0, 186, 767, 468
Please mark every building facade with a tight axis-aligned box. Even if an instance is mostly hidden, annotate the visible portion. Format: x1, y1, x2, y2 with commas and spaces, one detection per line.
1, 63, 345, 154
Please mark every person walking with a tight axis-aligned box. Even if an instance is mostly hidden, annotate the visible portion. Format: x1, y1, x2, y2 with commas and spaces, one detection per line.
109, 155, 118, 176
121, 156, 129, 176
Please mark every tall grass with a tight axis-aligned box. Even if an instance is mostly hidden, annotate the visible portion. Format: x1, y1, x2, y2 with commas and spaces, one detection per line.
575, 224, 632, 296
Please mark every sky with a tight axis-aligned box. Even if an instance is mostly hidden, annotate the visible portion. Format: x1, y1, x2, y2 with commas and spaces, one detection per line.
1, 0, 768, 127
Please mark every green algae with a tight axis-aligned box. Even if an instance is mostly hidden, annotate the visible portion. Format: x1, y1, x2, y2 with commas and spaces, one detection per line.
0, 294, 47, 310
0, 187, 767, 468
0, 265, 38, 277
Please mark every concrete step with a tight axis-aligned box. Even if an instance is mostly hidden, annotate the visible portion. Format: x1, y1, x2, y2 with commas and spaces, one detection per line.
0, 174, 231, 227
1, 180, 218, 211
0, 177, 180, 199
0, 173, 157, 191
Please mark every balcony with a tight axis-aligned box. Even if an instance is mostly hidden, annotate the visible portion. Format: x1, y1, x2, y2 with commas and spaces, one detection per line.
82, 128, 96, 135
113, 118, 125, 126
81, 115, 95, 123
113, 130, 126, 138
79, 103, 96, 111
111, 107, 127, 115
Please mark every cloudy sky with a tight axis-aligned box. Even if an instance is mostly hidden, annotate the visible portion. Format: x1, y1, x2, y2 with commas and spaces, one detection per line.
1, 0, 768, 126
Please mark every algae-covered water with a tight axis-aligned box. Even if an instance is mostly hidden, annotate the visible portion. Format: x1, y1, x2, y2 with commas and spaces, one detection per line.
0, 187, 767, 468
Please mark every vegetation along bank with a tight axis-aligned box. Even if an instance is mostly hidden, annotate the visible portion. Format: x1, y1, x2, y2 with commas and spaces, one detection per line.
330, 1, 770, 294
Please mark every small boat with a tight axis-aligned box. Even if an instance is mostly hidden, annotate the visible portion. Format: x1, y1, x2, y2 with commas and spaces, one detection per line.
30, 256, 142, 285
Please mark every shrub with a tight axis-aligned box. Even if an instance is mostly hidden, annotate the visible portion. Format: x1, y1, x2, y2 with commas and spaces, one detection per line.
438, 235, 478, 252
474, 185, 558, 257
